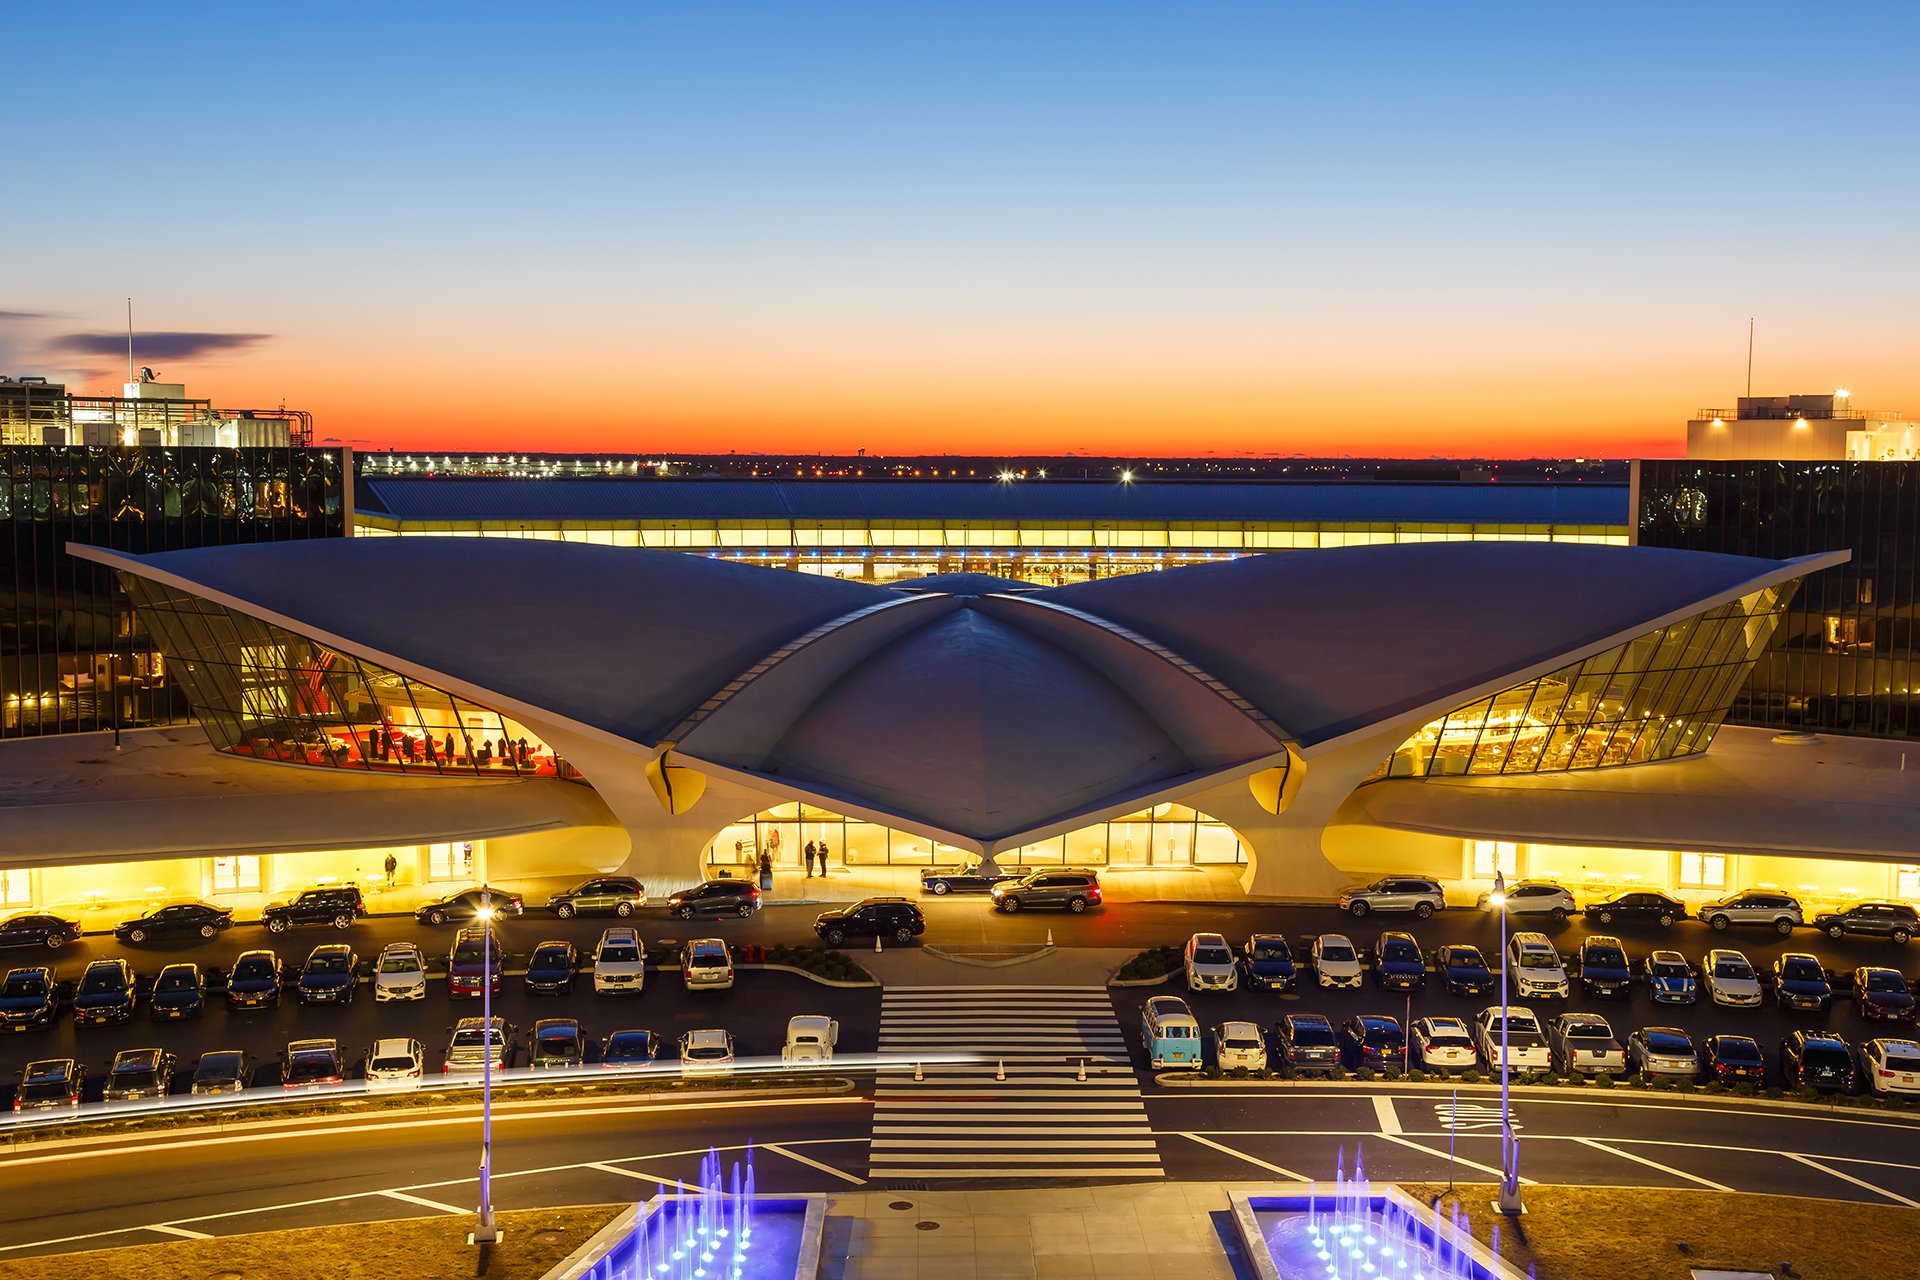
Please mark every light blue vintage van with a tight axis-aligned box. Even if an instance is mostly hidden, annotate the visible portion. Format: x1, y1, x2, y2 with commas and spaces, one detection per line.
1143, 994, 1202, 1068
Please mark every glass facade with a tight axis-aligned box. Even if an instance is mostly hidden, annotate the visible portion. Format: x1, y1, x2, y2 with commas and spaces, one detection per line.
1638, 460, 1920, 739
708, 801, 1245, 869
0, 446, 345, 737
118, 578, 564, 778
1367, 586, 1792, 780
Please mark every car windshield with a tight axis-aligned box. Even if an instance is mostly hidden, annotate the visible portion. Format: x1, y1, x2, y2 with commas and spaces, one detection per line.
1428, 1030, 1470, 1046
1866, 971, 1908, 993
1193, 946, 1231, 965
1717, 1040, 1763, 1064
537, 1032, 578, 1054
286, 1054, 338, 1081
452, 943, 495, 966
370, 1055, 415, 1072
599, 945, 640, 964
1647, 1034, 1691, 1054
1651, 959, 1689, 979
1782, 959, 1824, 981
306, 955, 351, 974
1517, 950, 1558, 971
608, 1035, 651, 1056
2, 973, 46, 997
452, 1028, 505, 1049
690, 953, 726, 968
1362, 1025, 1402, 1047
78, 968, 124, 995
1803, 1044, 1850, 1069
1884, 1050, 1920, 1071
531, 951, 570, 971
1382, 941, 1418, 963
1250, 940, 1289, 960
1566, 1024, 1611, 1041
1223, 1034, 1262, 1050
1447, 950, 1487, 970
195, 1055, 242, 1081
156, 970, 197, 992
379, 953, 419, 973
18, 1076, 71, 1101
1289, 1023, 1336, 1046
1713, 957, 1753, 980
1319, 943, 1354, 963
686, 1044, 730, 1060
1490, 1015, 1539, 1036
1587, 946, 1626, 968
233, 958, 276, 982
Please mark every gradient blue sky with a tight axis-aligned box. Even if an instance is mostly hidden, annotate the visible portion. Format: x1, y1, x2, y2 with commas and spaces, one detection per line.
5, 2, 1915, 454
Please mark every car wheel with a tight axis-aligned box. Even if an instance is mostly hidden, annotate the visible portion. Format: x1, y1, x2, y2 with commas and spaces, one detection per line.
679, 906, 696, 920
1775, 918, 1794, 935
332, 914, 352, 930
1827, 924, 1846, 939
45, 933, 66, 949
615, 902, 633, 918
428, 910, 447, 926
267, 916, 289, 934
1597, 910, 1614, 924
1001, 898, 1022, 914
1709, 915, 1729, 931
1415, 902, 1435, 919
1067, 897, 1087, 914
737, 904, 753, 918
199, 924, 217, 938
1348, 901, 1370, 918
1550, 907, 1568, 922
824, 928, 846, 945
1896, 929, 1913, 945
893, 927, 914, 943
128, 928, 146, 943
1657, 913, 1675, 927
555, 903, 575, 919
930, 881, 950, 895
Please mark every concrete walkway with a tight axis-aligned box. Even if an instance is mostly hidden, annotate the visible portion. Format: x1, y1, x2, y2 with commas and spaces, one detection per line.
750, 862, 1251, 908
857, 945, 1142, 986
820, 1183, 1258, 1280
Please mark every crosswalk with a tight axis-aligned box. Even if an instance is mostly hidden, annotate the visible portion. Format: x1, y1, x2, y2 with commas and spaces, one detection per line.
869, 984, 1164, 1181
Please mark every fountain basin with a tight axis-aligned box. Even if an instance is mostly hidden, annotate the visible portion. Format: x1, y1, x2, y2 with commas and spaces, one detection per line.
1231, 1187, 1529, 1280
543, 1195, 823, 1280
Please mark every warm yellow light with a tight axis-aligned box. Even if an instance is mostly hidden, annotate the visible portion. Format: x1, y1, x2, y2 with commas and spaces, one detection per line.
1120, 469, 1135, 483
1837, 388, 1851, 398
1489, 891, 1507, 909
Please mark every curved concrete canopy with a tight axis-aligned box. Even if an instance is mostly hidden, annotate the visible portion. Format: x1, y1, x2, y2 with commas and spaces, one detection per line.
886, 572, 1037, 596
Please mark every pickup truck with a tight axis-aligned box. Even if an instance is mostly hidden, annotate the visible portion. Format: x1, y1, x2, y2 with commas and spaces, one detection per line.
782, 1015, 839, 1064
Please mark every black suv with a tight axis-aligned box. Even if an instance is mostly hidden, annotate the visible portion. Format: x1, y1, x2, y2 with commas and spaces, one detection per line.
261, 886, 367, 934
0, 966, 57, 1030
1815, 900, 1919, 944
1576, 936, 1633, 999
1780, 1030, 1857, 1093
546, 877, 645, 919
665, 879, 761, 919
989, 871, 1102, 914
72, 958, 136, 1025
296, 945, 360, 1005
815, 898, 926, 946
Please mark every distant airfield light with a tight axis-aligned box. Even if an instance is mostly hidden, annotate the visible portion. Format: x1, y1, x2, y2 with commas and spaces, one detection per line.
1120, 469, 1135, 484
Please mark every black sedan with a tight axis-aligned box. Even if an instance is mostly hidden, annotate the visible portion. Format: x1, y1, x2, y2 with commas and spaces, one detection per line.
114, 901, 233, 944
0, 966, 57, 1030
1702, 1034, 1767, 1086
1433, 944, 1495, 997
919, 861, 1022, 895
0, 912, 80, 951
1584, 890, 1686, 929
149, 963, 206, 1020
297, 945, 360, 1005
1772, 953, 1833, 1013
416, 888, 524, 927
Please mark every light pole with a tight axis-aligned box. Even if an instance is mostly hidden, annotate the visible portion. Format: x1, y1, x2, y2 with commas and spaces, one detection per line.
1491, 871, 1524, 1215
472, 883, 499, 1245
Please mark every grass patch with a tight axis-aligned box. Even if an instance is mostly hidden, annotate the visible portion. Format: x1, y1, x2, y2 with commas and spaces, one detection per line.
0, 1204, 624, 1280
1116, 945, 1181, 981
1403, 1183, 1920, 1280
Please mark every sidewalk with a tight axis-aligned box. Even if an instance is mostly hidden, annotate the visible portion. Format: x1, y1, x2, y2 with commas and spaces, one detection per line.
857, 945, 1140, 986
746, 862, 1252, 908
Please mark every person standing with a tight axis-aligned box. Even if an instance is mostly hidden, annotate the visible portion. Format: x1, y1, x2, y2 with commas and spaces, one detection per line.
804, 841, 817, 878
383, 851, 398, 888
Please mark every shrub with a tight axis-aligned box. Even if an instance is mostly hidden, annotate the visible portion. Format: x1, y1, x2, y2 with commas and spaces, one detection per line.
1355, 1066, 1375, 1082
1593, 1073, 1615, 1089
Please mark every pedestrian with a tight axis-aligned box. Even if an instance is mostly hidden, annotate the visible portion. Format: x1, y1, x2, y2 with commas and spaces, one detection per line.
383, 852, 398, 888
444, 732, 455, 761
517, 737, 530, 767
804, 841, 817, 878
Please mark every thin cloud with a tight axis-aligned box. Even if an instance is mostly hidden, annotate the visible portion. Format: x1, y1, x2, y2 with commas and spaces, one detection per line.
51, 331, 271, 360
0, 311, 50, 322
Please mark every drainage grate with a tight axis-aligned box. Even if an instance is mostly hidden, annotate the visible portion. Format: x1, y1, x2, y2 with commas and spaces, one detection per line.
884, 1183, 928, 1194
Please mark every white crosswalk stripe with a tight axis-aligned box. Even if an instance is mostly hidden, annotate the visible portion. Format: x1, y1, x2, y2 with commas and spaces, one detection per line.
870, 985, 1163, 1181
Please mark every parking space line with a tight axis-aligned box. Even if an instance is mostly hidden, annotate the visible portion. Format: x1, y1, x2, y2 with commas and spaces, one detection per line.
377, 1189, 467, 1215
1783, 1152, 1920, 1207
1372, 1132, 1534, 1184
586, 1162, 699, 1191
1573, 1137, 1731, 1191
1372, 1096, 1401, 1135
145, 1225, 213, 1240
1177, 1133, 1305, 1179
762, 1142, 865, 1185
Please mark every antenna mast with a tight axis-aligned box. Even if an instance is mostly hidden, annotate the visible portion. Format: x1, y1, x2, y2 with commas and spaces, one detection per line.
1745, 317, 1754, 400
126, 298, 134, 384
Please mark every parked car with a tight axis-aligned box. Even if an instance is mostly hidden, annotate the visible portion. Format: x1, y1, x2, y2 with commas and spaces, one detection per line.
1479, 880, 1575, 921
1214, 1020, 1268, 1071
71, 957, 135, 1025
1702, 1034, 1767, 1086
1780, 1030, 1856, 1093
1373, 932, 1426, 991
1471, 1006, 1551, 1071
0, 911, 79, 951
600, 1029, 660, 1068
416, 887, 523, 928
0, 966, 57, 1030
1276, 1013, 1341, 1075
149, 962, 206, 1020
190, 1049, 253, 1095
114, 900, 234, 944
1575, 937, 1632, 999
1311, 934, 1364, 990
1772, 953, 1834, 1013
13, 1059, 84, 1111
1627, 1027, 1699, 1080
1143, 995, 1203, 1068
1861, 1038, 1920, 1096
1433, 944, 1495, 997
1853, 967, 1917, 1022
373, 942, 427, 1001
102, 1048, 175, 1102
525, 940, 578, 996
1338, 876, 1444, 919
530, 1018, 586, 1070
365, 1037, 425, 1085
1548, 1012, 1625, 1075
297, 944, 360, 1005
280, 1038, 345, 1090
1643, 950, 1698, 1005
226, 949, 286, 1011
1411, 1016, 1477, 1071
666, 879, 762, 920
1339, 1015, 1406, 1070
592, 927, 647, 994
1506, 932, 1570, 999
990, 871, 1102, 914
1184, 933, 1239, 993
1239, 934, 1297, 992
447, 927, 503, 999
444, 1017, 514, 1074
1702, 949, 1763, 1008
261, 885, 367, 934
782, 1015, 838, 1064
919, 861, 1021, 895
814, 898, 924, 945
1584, 889, 1685, 929
683, 938, 735, 991
680, 1028, 735, 1074
1699, 890, 1803, 935
1815, 900, 1920, 944
546, 876, 645, 919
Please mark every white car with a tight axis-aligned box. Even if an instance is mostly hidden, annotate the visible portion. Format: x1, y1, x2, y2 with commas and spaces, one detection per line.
1506, 932, 1570, 999
1411, 1016, 1477, 1071
680, 1028, 735, 1074
593, 926, 647, 995
365, 1037, 424, 1086
1471, 1006, 1551, 1071
1213, 1020, 1267, 1071
372, 943, 427, 1002
1548, 1013, 1625, 1075
1478, 880, 1576, 920
1703, 948, 1763, 1007
1312, 934, 1364, 989
1184, 933, 1239, 993
1862, 1038, 1920, 1095
782, 1015, 838, 1064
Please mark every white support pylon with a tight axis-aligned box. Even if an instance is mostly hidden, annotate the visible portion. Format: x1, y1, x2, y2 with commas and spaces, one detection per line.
1046, 928, 1053, 947
995, 1059, 1006, 1082
913, 1061, 923, 1082
1077, 1058, 1087, 1082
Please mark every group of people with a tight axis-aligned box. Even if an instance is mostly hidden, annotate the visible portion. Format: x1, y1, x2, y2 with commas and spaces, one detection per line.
732, 833, 837, 878
802, 839, 834, 877
364, 727, 536, 771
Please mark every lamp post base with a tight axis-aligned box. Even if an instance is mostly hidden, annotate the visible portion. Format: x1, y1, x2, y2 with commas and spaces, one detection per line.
1495, 1180, 1527, 1217
470, 1210, 502, 1247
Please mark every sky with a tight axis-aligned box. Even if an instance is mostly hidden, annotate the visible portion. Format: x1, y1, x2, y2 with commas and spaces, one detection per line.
4, 2, 1916, 457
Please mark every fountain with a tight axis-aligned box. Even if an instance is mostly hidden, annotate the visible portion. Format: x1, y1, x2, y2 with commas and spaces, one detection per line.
1231, 1146, 1529, 1280
543, 1148, 823, 1280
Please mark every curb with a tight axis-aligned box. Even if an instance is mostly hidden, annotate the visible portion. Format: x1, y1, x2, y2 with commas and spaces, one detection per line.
921, 945, 1057, 969
736, 962, 878, 988
1109, 971, 1177, 988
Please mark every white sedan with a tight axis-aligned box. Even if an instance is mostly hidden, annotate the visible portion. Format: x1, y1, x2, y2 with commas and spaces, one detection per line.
1548, 1013, 1625, 1075
365, 1037, 424, 1086
680, 1028, 735, 1075
1411, 1016, 1477, 1071
1214, 1021, 1268, 1071
373, 943, 427, 1002
1312, 934, 1364, 989
1703, 949, 1763, 1007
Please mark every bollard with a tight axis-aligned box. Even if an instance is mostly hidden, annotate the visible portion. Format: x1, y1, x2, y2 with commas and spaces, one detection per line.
914, 1061, 923, 1082
874, 933, 883, 953
995, 1059, 1006, 1082
1077, 1058, 1087, 1082
1046, 928, 1053, 947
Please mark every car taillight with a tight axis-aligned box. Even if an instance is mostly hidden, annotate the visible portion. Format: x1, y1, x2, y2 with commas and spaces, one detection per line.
1882, 1068, 1896, 1077
750, 887, 761, 899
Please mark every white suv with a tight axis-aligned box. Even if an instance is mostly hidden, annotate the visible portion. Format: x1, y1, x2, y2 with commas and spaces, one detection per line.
1311, 934, 1364, 989
592, 927, 647, 995
1506, 932, 1570, 999
1863, 1039, 1920, 1095
1479, 881, 1576, 921
1183, 933, 1239, 993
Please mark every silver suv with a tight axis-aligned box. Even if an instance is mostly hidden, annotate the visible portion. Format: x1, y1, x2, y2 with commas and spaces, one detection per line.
1337, 876, 1445, 919
1698, 890, 1802, 936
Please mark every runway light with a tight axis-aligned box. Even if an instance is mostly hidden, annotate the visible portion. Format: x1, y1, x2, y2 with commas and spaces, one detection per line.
1120, 469, 1135, 483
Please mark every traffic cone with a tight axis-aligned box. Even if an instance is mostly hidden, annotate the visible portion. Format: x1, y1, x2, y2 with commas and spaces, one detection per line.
995, 1059, 1005, 1082
1046, 928, 1053, 946
913, 1061, 923, 1082
1077, 1058, 1087, 1082
874, 933, 882, 953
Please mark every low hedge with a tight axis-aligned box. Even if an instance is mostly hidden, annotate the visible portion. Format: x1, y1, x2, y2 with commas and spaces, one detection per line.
760, 943, 871, 983
1117, 945, 1182, 981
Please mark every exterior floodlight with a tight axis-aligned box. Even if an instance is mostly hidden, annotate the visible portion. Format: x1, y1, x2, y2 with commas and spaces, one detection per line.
1120, 469, 1135, 483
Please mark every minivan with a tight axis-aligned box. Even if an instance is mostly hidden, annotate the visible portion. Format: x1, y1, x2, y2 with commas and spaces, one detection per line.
1143, 995, 1202, 1068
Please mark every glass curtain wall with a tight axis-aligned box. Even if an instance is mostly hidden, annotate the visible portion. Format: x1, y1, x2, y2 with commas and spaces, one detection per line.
708, 801, 1245, 868
1368, 585, 1792, 780
119, 577, 560, 778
